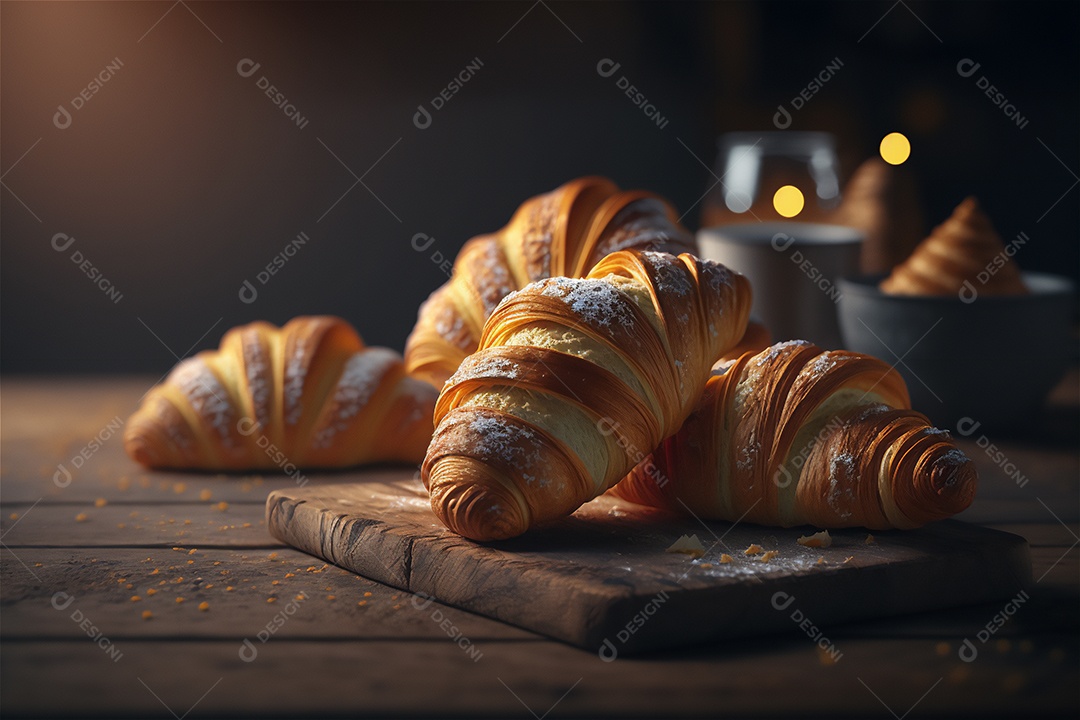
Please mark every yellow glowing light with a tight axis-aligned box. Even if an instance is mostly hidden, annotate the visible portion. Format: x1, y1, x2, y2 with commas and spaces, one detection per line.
880, 132, 911, 165
772, 185, 804, 218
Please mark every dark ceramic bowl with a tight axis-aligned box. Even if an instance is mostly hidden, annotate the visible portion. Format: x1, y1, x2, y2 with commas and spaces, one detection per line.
837, 272, 1075, 432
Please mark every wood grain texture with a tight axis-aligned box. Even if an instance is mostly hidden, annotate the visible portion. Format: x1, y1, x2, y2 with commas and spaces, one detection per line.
4, 636, 1077, 719
266, 472, 1032, 653
0, 548, 533, 641
1, 377, 1075, 718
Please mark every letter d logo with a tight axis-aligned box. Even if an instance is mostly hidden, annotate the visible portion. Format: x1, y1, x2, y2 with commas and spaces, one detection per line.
410, 591, 434, 610
51, 233, 76, 252
54, 463, 72, 488
411, 233, 435, 252
598, 638, 618, 662
236, 58, 261, 78
53, 105, 72, 130
238, 279, 258, 304
956, 58, 981, 78
52, 592, 75, 611
596, 58, 621, 78
772, 465, 793, 489
773, 104, 792, 129
413, 104, 432, 130
958, 638, 978, 662
955, 416, 981, 438
959, 280, 978, 304
238, 638, 258, 662
771, 591, 795, 611
771, 232, 795, 252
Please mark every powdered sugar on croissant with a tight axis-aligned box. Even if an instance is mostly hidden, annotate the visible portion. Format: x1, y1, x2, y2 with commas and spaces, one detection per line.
405, 177, 696, 387
612, 340, 977, 529
124, 316, 437, 470
422, 250, 752, 541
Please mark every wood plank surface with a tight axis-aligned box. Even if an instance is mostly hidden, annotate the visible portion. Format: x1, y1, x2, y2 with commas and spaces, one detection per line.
1, 377, 1076, 718
3, 637, 1076, 719
266, 473, 1033, 653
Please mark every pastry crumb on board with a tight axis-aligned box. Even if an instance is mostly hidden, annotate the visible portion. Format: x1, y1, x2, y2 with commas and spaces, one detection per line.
666, 534, 706, 558
797, 530, 832, 548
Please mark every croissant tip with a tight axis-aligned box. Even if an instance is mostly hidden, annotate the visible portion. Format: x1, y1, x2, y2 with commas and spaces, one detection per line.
426, 461, 528, 542
920, 448, 979, 519
122, 430, 157, 469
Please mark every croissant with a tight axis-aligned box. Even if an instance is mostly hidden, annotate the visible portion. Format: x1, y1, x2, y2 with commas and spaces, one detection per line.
405, 176, 696, 388
124, 316, 438, 470
612, 340, 977, 529
879, 196, 1027, 296
829, 157, 924, 274
422, 250, 753, 541
717, 319, 771, 364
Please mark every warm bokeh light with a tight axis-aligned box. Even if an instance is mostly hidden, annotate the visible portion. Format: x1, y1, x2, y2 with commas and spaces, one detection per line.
880, 132, 911, 165
772, 185, 804, 218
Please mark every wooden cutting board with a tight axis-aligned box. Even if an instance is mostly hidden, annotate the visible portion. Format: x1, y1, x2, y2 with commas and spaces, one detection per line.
266, 469, 1031, 655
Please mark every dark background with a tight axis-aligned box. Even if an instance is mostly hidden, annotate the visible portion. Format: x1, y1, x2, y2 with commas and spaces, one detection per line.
2, 0, 1077, 374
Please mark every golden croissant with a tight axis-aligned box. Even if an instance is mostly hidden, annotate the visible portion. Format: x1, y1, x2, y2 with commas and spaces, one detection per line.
422, 250, 753, 541
405, 176, 697, 387
612, 340, 977, 529
880, 196, 1027, 296
829, 157, 925, 274
125, 316, 438, 470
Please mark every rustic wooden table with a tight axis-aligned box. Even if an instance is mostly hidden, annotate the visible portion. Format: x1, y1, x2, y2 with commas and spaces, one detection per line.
1, 376, 1077, 718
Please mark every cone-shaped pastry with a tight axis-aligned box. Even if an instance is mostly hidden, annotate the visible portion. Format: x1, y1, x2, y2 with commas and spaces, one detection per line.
422, 250, 753, 541
831, 158, 924, 274
611, 340, 977, 529
405, 177, 697, 388
125, 317, 438, 470
880, 197, 1027, 296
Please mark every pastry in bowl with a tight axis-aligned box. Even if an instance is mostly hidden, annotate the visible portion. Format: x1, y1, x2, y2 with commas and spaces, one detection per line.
839, 198, 1072, 430
879, 196, 1027, 297
831, 157, 924, 275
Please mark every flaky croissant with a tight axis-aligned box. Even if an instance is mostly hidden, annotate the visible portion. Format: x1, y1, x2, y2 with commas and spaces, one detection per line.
422, 250, 753, 541
612, 340, 977, 529
125, 316, 438, 470
405, 176, 696, 387
880, 196, 1027, 296
829, 157, 924, 275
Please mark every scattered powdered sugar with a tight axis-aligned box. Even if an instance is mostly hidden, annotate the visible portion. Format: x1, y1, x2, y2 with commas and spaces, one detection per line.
592, 207, 687, 258
923, 427, 952, 438
310, 349, 396, 449
642, 251, 693, 296
466, 415, 540, 466
173, 359, 235, 447
736, 443, 759, 471
937, 448, 970, 466
491, 286, 524, 316
826, 452, 856, 519
755, 340, 812, 367
477, 241, 514, 316
283, 337, 313, 426
934, 448, 971, 487
852, 403, 892, 424
241, 331, 272, 429
433, 306, 464, 340
522, 196, 557, 280
807, 352, 841, 378
703, 259, 735, 295
153, 396, 193, 450
448, 355, 521, 385
539, 276, 634, 329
